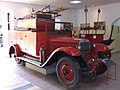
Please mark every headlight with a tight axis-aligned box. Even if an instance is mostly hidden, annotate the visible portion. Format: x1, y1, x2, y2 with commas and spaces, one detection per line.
76, 46, 81, 50
92, 43, 96, 48
93, 35, 96, 39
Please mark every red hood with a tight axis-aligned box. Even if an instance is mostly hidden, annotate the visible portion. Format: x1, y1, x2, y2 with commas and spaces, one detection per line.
48, 36, 85, 54
49, 37, 80, 46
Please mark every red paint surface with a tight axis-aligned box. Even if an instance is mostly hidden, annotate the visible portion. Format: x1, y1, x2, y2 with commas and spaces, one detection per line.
85, 34, 103, 44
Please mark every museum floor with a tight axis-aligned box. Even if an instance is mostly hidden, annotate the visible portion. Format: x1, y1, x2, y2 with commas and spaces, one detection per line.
0, 48, 120, 90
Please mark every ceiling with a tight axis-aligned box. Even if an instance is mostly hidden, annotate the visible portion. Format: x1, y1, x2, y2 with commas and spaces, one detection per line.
1, 0, 120, 9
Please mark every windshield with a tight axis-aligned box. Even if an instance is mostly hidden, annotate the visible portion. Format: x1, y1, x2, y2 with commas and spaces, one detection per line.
55, 22, 73, 31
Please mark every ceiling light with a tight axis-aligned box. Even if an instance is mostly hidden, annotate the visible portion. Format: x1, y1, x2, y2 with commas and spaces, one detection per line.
70, 0, 82, 4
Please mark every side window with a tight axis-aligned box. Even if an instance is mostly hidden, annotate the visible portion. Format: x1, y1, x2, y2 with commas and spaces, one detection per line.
55, 19, 60, 30
16, 19, 35, 31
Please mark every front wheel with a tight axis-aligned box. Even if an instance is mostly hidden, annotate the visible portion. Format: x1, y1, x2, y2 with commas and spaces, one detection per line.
56, 56, 81, 88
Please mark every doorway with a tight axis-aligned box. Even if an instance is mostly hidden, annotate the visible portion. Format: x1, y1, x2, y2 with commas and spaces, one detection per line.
0, 6, 14, 54
110, 18, 120, 53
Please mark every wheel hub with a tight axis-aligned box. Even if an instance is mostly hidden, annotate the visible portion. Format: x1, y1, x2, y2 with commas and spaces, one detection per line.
60, 63, 74, 82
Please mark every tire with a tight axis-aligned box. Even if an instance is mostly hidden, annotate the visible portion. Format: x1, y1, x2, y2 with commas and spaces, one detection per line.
15, 57, 22, 64
96, 62, 107, 75
56, 56, 81, 88
96, 52, 108, 75
106, 50, 111, 58
15, 57, 25, 65
9, 46, 15, 58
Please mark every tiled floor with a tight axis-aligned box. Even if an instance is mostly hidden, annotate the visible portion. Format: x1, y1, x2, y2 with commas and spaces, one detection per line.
0, 48, 120, 90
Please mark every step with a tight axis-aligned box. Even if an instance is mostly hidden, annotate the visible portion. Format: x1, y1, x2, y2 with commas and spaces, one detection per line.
17, 57, 56, 75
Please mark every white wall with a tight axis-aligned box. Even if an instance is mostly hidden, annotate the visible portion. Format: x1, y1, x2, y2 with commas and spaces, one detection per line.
76, 2, 120, 52
15, 2, 120, 27
0, 1, 44, 18
57, 10, 77, 27
0, 1, 77, 26
0, 1, 120, 52
1, 1, 120, 29
76, 2, 120, 27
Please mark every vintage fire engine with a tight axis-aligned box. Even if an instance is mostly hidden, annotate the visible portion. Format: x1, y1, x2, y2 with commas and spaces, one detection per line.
8, 6, 114, 88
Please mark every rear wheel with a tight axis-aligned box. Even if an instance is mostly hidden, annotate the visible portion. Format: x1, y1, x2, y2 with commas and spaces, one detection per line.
56, 56, 81, 88
9, 45, 25, 65
15, 57, 25, 65
9, 46, 15, 58
15, 57, 22, 64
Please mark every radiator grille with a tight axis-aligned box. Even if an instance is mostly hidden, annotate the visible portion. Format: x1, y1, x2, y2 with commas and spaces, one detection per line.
79, 39, 90, 58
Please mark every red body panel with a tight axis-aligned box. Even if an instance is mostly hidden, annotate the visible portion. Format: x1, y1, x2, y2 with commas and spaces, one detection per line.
12, 44, 22, 57
92, 43, 110, 54
84, 34, 103, 44
49, 37, 79, 54
55, 47, 81, 56
8, 17, 79, 61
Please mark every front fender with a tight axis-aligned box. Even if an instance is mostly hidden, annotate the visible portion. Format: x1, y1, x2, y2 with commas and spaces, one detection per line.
40, 47, 81, 67
92, 43, 111, 56
55, 47, 81, 56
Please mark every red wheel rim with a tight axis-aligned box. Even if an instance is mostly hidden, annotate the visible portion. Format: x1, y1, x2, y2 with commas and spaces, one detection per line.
59, 62, 74, 82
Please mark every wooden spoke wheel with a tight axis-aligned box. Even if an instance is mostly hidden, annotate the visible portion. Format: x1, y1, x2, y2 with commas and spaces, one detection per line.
56, 56, 81, 88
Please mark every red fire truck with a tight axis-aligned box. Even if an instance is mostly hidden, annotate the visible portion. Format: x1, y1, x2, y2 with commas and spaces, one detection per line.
8, 8, 114, 88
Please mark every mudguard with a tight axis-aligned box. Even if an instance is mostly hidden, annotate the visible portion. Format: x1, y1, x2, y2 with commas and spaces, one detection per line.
92, 43, 111, 56
41, 47, 81, 67
10, 44, 22, 57
55, 47, 81, 56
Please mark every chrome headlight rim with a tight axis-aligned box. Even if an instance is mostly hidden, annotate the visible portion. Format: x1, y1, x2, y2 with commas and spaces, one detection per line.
92, 43, 96, 48
76, 45, 81, 50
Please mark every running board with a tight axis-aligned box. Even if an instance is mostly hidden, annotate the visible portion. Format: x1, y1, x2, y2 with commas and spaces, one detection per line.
17, 57, 56, 75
